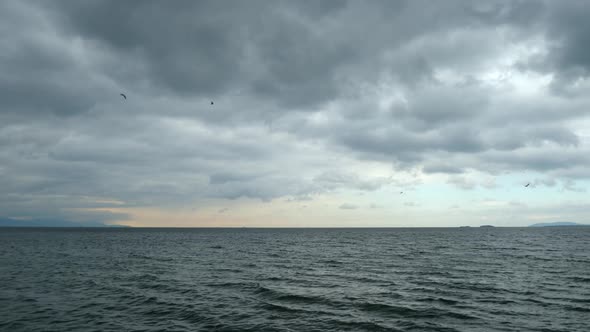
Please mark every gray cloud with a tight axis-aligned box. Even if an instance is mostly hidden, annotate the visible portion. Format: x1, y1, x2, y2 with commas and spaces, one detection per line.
423, 163, 464, 174
447, 176, 476, 191
1, 0, 589, 223
312, 171, 392, 192
542, 2, 590, 81
339, 203, 358, 210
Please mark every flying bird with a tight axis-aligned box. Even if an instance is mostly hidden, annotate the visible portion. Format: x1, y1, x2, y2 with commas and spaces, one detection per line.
525, 183, 530, 187
210, 101, 214, 105
400, 191, 403, 194
120, 93, 127, 100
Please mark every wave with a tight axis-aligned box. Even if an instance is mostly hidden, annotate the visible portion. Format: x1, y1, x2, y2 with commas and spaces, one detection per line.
358, 302, 479, 320
3, 227, 588, 332
254, 286, 337, 306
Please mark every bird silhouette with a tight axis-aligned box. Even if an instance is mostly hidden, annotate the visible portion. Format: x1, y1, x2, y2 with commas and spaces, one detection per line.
120, 93, 127, 100
525, 183, 530, 187
210, 101, 214, 105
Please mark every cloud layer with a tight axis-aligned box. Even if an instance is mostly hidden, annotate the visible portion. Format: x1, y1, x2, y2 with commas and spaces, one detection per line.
1, 0, 590, 225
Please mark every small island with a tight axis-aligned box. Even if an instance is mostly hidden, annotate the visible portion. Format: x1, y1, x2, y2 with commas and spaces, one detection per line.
480, 225, 495, 228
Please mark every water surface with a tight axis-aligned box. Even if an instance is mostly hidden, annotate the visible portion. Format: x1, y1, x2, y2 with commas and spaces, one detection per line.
1, 227, 588, 331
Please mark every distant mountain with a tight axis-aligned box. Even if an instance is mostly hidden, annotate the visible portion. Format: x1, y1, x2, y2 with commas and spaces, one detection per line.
529, 222, 588, 227
0, 218, 127, 227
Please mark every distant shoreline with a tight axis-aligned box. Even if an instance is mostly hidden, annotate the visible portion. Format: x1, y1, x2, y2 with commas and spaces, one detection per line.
528, 222, 589, 227
2, 225, 589, 229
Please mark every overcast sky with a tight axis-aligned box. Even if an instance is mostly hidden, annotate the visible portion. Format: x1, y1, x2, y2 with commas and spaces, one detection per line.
1, 0, 589, 227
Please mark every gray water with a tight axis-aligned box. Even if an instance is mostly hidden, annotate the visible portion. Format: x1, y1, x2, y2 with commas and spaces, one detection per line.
0, 227, 588, 331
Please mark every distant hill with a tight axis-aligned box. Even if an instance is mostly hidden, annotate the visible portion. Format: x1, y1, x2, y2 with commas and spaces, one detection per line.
529, 222, 588, 227
0, 218, 127, 227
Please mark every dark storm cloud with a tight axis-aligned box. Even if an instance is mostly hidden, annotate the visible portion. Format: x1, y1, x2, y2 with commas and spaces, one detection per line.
0, 0, 548, 120
515, 2, 590, 95
36, 0, 361, 109
1, 0, 590, 223
13, 0, 547, 112
543, 2, 590, 78
0, 2, 105, 118
45, 1, 247, 96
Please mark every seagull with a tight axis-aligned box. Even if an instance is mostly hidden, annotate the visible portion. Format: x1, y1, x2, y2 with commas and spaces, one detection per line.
120, 93, 127, 100
400, 191, 403, 194
210, 101, 214, 105
525, 183, 530, 187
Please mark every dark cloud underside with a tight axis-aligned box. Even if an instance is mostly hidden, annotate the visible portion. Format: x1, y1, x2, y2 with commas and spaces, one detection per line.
1, 0, 590, 224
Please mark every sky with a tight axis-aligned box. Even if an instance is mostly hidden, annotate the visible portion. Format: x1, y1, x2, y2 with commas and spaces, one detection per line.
1, 0, 590, 227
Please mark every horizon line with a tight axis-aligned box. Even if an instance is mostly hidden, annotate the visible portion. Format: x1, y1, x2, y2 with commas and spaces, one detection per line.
2, 225, 588, 229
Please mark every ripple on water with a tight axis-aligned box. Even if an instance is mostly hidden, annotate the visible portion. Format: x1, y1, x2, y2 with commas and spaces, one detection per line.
0, 227, 588, 332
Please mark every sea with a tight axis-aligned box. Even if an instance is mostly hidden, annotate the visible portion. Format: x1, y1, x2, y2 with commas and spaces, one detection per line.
0, 227, 588, 332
